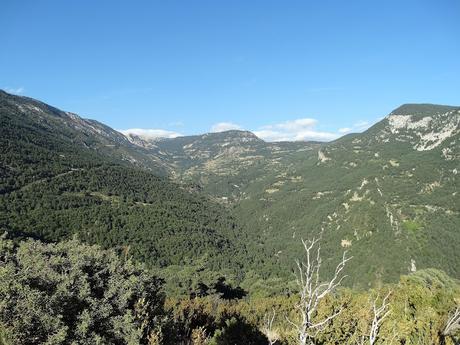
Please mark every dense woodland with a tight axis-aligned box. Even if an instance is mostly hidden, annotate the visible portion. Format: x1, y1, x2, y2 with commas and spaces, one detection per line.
1, 91, 460, 343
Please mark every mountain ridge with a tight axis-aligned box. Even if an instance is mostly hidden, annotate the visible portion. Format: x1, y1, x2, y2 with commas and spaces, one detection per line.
1, 89, 459, 289
120, 103, 460, 146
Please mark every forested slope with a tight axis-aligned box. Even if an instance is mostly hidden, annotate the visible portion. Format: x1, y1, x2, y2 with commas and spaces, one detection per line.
0, 90, 247, 277
231, 104, 460, 287
1, 89, 459, 291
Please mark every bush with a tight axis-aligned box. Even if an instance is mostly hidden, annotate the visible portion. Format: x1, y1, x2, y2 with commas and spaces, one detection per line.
0, 235, 165, 344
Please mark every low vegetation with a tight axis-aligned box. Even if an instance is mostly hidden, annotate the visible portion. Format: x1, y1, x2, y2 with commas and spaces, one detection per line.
1, 234, 459, 344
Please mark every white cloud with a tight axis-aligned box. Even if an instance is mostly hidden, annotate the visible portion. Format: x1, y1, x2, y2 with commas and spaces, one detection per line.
270, 118, 317, 131
4, 86, 24, 94
338, 127, 352, 134
119, 116, 379, 144
210, 122, 242, 132
253, 118, 339, 142
119, 128, 183, 140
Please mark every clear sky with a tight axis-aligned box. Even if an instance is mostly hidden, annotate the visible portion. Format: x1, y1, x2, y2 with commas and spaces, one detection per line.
1, 0, 459, 141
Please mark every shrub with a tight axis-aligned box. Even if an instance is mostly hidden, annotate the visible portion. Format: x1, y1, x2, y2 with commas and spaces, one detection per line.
0, 235, 165, 344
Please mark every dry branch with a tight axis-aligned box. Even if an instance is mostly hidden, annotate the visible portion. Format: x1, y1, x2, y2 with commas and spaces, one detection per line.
287, 236, 352, 345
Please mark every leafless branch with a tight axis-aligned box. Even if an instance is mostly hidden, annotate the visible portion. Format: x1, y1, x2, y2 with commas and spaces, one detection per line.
262, 308, 278, 345
287, 235, 352, 345
368, 291, 392, 345
357, 291, 391, 345
444, 307, 460, 337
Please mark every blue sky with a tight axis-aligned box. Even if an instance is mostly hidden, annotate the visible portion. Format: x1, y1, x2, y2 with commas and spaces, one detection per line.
1, 0, 459, 141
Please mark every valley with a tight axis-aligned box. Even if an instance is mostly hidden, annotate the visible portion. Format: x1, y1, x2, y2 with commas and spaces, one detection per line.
1, 90, 459, 344
1, 90, 459, 291
3, 2, 459, 342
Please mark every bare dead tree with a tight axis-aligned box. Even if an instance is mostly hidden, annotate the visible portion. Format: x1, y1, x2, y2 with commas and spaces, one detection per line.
362, 291, 391, 345
286, 236, 352, 345
262, 308, 278, 345
443, 306, 460, 340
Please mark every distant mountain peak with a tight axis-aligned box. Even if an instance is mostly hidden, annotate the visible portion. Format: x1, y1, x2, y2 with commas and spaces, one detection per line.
123, 132, 159, 149
390, 103, 459, 117
206, 129, 262, 141
122, 129, 263, 149
378, 104, 460, 151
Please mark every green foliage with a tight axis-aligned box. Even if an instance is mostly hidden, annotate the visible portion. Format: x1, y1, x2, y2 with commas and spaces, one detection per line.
164, 269, 460, 345
0, 324, 13, 345
2, 91, 460, 343
404, 268, 460, 290
0, 92, 248, 279
2, 90, 460, 291
1, 235, 460, 344
390, 103, 459, 117
402, 219, 422, 232
0, 235, 165, 344
0, 164, 245, 272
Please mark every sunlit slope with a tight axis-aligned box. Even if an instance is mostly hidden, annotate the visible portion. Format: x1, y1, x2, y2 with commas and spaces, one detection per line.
0, 90, 246, 273
2, 89, 458, 287
232, 104, 460, 286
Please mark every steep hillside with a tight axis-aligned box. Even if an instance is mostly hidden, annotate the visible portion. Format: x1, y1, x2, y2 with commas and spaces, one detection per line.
0, 90, 174, 183
1, 89, 459, 290
232, 104, 460, 287
0, 90, 246, 276
126, 103, 460, 288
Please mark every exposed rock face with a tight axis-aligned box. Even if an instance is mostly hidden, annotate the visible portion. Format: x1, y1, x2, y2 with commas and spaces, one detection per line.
124, 133, 158, 149
318, 149, 331, 163
379, 104, 460, 151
